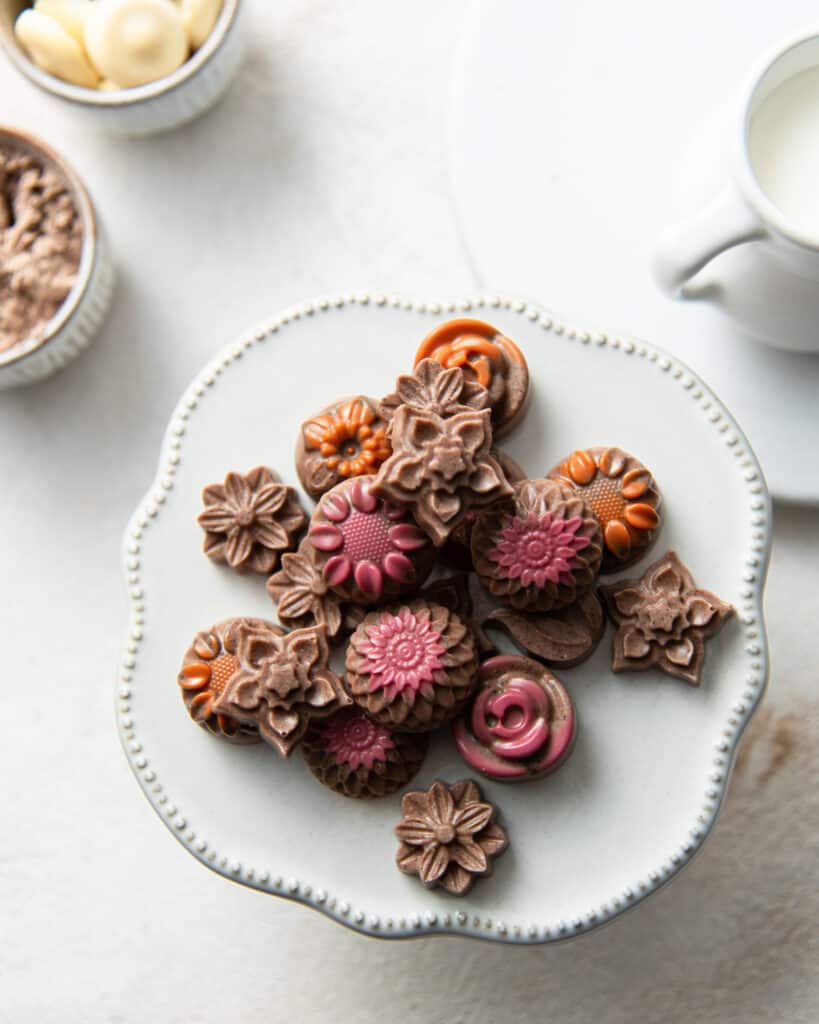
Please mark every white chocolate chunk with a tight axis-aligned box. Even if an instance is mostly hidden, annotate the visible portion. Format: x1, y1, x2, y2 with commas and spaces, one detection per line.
181, 0, 222, 50
33, 0, 94, 48
84, 0, 189, 89
14, 9, 100, 88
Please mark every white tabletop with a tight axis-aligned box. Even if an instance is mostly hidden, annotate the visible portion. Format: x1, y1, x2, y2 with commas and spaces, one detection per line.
1, 2, 817, 1021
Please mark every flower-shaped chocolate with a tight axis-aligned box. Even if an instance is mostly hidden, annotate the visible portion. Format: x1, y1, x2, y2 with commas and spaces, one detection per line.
549, 447, 662, 572
472, 479, 603, 612
345, 600, 478, 732
301, 708, 429, 799
453, 655, 576, 781
372, 404, 512, 547
267, 540, 347, 640
198, 466, 306, 574
395, 779, 508, 895
212, 623, 350, 755
599, 550, 734, 686
306, 478, 435, 604
297, 396, 392, 500
177, 618, 267, 744
379, 357, 489, 421
413, 319, 530, 435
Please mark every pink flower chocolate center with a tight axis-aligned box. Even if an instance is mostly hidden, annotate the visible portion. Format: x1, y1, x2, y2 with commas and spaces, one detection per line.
322, 709, 395, 771
358, 607, 446, 700
309, 480, 428, 599
490, 511, 589, 588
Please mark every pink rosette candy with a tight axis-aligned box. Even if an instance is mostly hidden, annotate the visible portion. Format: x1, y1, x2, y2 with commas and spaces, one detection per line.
452, 655, 576, 781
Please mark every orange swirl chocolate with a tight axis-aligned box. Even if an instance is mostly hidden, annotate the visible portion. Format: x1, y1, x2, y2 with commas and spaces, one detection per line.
414, 318, 529, 435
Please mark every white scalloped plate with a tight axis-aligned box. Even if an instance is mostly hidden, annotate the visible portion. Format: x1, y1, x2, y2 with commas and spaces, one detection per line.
119, 294, 771, 944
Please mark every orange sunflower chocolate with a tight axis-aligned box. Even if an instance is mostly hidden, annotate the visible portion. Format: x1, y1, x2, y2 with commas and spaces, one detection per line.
297, 396, 392, 500
177, 618, 270, 744
548, 447, 662, 573
414, 318, 529, 436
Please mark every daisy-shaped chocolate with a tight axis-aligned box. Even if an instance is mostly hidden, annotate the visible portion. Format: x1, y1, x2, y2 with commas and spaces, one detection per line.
345, 599, 478, 732
472, 478, 603, 612
372, 403, 512, 547
549, 447, 662, 572
301, 708, 428, 799
212, 622, 350, 755
296, 396, 392, 500
379, 357, 489, 420
306, 478, 435, 604
177, 618, 267, 744
395, 779, 508, 895
599, 550, 734, 686
198, 466, 306, 575
267, 540, 347, 641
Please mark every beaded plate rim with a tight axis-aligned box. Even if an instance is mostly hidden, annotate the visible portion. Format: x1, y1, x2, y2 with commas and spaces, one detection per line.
117, 292, 771, 944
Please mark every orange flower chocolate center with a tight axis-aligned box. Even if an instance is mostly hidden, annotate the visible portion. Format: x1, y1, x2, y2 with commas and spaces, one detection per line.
303, 399, 391, 478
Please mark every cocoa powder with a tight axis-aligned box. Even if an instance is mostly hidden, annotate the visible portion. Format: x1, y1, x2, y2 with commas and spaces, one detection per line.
0, 144, 83, 353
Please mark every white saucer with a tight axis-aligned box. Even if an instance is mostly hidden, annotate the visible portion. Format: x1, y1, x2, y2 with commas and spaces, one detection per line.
449, 0, 819, 504
119, 294, 770, 944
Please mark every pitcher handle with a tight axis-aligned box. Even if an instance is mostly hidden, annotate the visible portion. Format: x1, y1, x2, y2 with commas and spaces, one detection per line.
652, 188, 766, 297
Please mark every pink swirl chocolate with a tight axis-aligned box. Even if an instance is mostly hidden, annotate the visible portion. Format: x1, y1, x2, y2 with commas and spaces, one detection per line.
453, 655, 576, 781
305, 477, 435, 605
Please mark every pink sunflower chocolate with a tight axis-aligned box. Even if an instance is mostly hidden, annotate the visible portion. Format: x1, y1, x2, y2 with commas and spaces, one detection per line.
301, 707, 429, 798
345, 599, 478, 732
471, 478, 603, 612
305, 477, 435, 605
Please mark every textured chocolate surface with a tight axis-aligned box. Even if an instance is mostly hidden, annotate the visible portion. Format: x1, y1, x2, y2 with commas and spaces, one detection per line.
599, 550, 734, 686
379, 355, 489, 420
305, 477, 435, 605
472, 478, 603, 612
267, 539, 348, 641
484, 590, 606, 668
413, 318, 530, 436
211, 622, 350, 756
345, 599, 478, 732
296, 395, 392, 500
372, 361, 513, 547
441, 447, 528, 569
198, 466, 306, 575
395, 779, 509, 895
549, 447, 662, 572
177, 618, 269, 744
453, 655, 576, 781
301, 707, 428, 798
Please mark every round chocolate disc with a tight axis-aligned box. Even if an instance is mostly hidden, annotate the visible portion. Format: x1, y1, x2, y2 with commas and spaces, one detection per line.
413, 318, 530, 436
471, 478, 603, 612
453, 654, 576, 781
548, 446, 662, 572
177, 618, 273, 744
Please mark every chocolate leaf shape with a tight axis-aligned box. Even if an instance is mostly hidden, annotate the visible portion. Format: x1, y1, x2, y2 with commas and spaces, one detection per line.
485, 592, 604, 667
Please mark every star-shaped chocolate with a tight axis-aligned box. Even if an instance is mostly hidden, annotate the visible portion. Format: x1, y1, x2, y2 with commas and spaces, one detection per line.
599, 550, 734, 686
212, 622, 350, 755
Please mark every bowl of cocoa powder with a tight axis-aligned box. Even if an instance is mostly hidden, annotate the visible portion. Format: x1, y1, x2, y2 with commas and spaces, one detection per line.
0, 125, 113, 388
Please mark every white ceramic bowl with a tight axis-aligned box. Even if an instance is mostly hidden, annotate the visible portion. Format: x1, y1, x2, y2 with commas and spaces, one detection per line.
0, 0, 245, 137
0, 126, 114, 389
